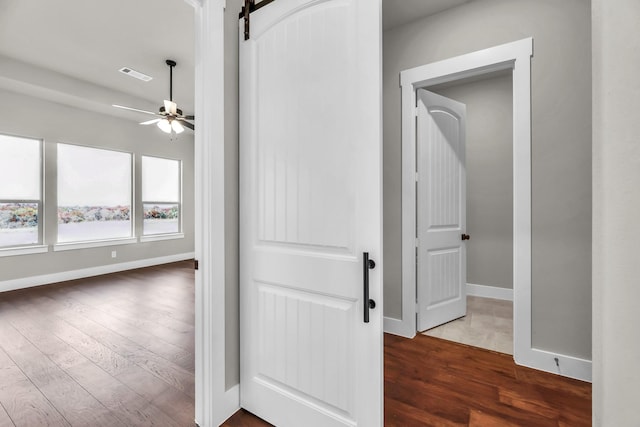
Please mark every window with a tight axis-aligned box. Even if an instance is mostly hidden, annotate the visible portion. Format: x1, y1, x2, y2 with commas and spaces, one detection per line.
0, 134, 42, 248
142, 155, 181, 236
57, 144, 132, 243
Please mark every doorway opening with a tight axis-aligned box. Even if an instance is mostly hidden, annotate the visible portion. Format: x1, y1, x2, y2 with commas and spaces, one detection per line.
393, 38, 533, 367
418, 71, 514, 355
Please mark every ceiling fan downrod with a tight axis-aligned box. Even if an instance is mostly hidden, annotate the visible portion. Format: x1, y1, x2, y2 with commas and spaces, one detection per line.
166, 59, 176, 102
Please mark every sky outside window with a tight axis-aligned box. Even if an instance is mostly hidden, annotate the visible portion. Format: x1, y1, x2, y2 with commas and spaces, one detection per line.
0, 134, 40, 200
58, 143, 131, 207
57, 143, 132, 243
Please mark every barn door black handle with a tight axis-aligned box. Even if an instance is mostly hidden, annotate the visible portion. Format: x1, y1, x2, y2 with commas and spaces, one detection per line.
363, 252, 376, 323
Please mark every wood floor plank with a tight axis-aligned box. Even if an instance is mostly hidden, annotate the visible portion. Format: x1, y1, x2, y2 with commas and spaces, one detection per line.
7, 298, 136, 376
384, 334, 590, 426
112, 364, 174, 402
468, 409, 523, 427
0, 403, 15, 427
50, 286, 195, 352
223, 409, 273, 427
63, 360, 182, 427
91, 293, 195, 326
0, 319, 126, 427
56, 312, 195, 397
1, 261, 590, 427
2, 308, 183, 426
0, 261, 196, 426
0, 378, 70, 427
384, 396, 467, 427
9, 291, 195, 398
219, 333, 590, 426
151, 383, 196, 426
0, 347, 69, 427
45, 291, 194, 371
37, 379, 127, 427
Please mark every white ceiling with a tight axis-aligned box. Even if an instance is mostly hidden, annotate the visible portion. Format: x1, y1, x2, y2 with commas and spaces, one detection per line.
0, 0, 469, 121
0, 0, 195, 120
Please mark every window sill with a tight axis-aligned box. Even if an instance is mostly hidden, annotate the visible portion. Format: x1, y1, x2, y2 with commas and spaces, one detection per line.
0, 244, 48, 257
53, 237, 138, 252
139, 233, 184, 243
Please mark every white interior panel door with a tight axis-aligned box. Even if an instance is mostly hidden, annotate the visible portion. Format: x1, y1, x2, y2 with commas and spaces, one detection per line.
239, 1, 382, 426
417, 89, 467, 332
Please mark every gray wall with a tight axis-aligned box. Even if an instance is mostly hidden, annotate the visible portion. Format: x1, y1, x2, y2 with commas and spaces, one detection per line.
383, 0, 592, 359
224, 0, 241, 391
0, 88, 195, 281
592, 0, 640, 424
429, 74, 513, 289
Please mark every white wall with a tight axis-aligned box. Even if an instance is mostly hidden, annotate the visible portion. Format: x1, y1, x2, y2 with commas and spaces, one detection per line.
383, 0, 592, 359
592, 0, 640, 424
224, 0, 242, 391
0, 88, 195, 286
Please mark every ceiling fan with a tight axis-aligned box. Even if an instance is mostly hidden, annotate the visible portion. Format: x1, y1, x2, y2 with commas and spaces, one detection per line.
113, 59, 194, 134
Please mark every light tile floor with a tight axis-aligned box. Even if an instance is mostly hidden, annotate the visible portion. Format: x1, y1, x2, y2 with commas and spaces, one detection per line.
422, 296, 513, 355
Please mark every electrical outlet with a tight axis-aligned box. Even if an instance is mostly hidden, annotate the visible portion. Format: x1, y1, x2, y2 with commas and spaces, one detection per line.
111, 251, 117, 258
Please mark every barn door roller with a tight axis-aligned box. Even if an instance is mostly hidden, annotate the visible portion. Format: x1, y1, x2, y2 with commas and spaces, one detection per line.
241, 0, 276, 40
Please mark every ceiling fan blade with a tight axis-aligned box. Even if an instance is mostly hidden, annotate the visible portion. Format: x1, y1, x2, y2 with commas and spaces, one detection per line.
182, 115, 195, 120
112, 104, 158, 116
164, 100, 177, 115
179, 120, 194, 131
140, 118, 162, 125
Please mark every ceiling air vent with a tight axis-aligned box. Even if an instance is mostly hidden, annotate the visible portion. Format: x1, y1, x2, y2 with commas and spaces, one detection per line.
118, 67, 152, 82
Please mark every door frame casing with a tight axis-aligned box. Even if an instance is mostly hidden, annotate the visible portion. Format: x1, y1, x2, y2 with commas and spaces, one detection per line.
192, 0, 241, 426
393, 37, 591, 380
393, 37, 534, 363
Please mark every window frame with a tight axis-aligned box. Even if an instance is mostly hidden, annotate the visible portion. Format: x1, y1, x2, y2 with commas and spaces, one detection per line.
0, 133, 47, 257
54, 142, 135, 250
140, 154, 183, 241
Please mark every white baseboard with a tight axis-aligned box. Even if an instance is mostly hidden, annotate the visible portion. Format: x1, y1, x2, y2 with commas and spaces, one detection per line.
0, 252, 195, 293
384, 316, 416, 339
467, 283, 513, 301
516, 347, 592, 383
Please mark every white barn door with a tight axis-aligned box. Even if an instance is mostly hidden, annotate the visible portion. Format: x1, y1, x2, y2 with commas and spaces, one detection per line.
239, 1, 382, 426
416, 89, 468, 332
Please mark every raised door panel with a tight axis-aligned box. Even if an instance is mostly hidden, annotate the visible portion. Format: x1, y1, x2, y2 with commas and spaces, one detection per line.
255, 2, 355, 252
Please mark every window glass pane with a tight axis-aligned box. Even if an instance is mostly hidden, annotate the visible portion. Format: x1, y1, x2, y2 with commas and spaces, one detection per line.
0, 134, 40, 200
142, 156, 180, 202
57, 144, 132, 243
142, 156, 180, 236
0, 134, 40, 248
143, 203, 180, 235
0, 203, 38, 246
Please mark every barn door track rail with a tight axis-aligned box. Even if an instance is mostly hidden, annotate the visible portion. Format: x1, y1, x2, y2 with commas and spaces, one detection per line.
240, 0, 276, 40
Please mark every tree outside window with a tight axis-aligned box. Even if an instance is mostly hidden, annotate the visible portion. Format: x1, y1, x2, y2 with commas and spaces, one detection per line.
0, 134, 42, 248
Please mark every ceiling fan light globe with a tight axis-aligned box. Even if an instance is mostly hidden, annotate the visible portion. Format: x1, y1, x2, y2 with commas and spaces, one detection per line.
172, 120, 185, 134
157, 119, 172, 133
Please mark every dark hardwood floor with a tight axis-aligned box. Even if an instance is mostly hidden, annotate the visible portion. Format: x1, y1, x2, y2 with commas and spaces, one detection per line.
0, 261, 196, 427
0, 261, 591, 427
224, 335, 591, 427
383, 334, 591, 426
